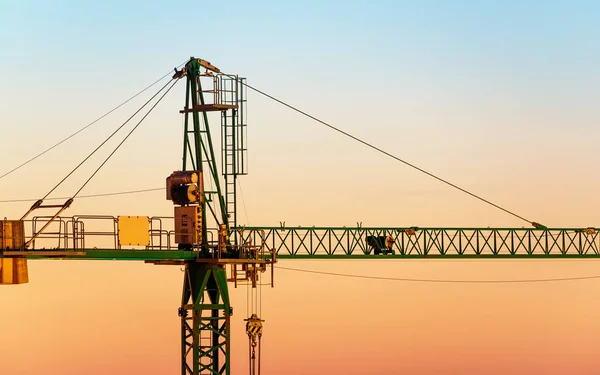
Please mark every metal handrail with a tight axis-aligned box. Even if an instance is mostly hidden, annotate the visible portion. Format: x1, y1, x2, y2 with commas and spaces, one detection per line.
22, 215, 256, 253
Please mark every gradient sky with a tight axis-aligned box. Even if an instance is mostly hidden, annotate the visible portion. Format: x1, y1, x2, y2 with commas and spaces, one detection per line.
2, 1, 600, 374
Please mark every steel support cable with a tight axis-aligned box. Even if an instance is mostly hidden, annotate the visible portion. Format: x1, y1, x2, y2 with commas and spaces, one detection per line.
72, 79, 180, 198
276, 265, 600, 284
220, 73, 538, 228
0, 62, 186, 182
237, 179, 251, 225
40, 78, 174, 201
0, 183, 246, 203
0, 188, 163, 202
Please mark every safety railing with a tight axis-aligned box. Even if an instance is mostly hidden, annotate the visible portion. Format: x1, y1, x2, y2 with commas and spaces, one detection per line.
19, 219, 600, 257
22, 215, 245, 253
237, 226, 600, 257
25, 215, 119, 251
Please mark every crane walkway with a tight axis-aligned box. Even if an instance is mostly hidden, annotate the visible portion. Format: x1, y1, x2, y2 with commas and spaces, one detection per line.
2, 216, 599, 259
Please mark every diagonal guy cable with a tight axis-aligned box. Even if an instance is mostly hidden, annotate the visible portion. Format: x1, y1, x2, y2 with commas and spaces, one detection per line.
72, 79, 180, 198
0, 188, 164, 203
221, 72, 537, 227
0, 62, 186, 182
41, 78, 174, 200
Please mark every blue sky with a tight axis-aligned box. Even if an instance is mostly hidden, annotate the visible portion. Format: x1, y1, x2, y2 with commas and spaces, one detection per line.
3, 0, 598, 88
1, 0, 600, 227
3, 3, 600, 375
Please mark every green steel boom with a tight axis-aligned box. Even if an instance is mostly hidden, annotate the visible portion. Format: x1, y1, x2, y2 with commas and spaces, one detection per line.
3, 225, 600, 260
1, 56, 597, 375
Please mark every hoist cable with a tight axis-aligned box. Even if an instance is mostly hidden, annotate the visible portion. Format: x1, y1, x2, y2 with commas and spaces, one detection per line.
41, 78, 174, 200
277, 265, 600, 284
0, 63, 185, 182
221, 73, 535, 227
72, 78, 179, 198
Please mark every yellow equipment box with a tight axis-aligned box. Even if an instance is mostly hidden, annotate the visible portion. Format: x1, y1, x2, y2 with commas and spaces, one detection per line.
117, 216, 150, 246
0, 220, 29, 284
0, 258, 28, 284
1, 220, 25, 249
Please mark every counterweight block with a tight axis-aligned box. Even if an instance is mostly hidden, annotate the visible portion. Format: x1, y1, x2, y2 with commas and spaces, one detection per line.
1, 220, 29, 284
0, 258, 28, 285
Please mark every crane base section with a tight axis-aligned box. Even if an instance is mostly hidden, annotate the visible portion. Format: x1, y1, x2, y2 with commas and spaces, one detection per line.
0, 258, 28, 284
180, 263, 231, 375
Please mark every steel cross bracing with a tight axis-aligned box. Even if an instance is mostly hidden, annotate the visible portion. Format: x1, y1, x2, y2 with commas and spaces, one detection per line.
242, 226, 600, 258
2, 218, 599, 260
2, 56, 599, 375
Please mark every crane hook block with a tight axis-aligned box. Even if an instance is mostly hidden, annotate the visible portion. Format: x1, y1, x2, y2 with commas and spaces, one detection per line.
245, 314, 264, 340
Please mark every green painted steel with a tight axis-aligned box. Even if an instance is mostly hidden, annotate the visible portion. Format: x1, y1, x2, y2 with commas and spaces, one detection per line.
3, 227, 599, 260
0, 250, 197, 261
180, 263, 231, 375
237, 227, 600, 257
197, 82, 229, 229
5, 250, 600, 261
182, 58, 229, 245
185, 61, 207, 244
180, 58, 233, 375
275, 253, 600, 259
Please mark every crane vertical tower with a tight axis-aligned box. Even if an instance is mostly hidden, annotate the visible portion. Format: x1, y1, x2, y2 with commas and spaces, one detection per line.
167, 57, 271, 375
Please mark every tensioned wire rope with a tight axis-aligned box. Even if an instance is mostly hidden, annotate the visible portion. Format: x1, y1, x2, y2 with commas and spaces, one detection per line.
276, 265, 600, 283
3, 65, 539, 228
212, 74, 594, 284
15, 75, 179, 247
0, 188, 164, 203
1, 62, 594, 283
0, 154, 256, 204
72, 78, 180, 198
38, 77, 177, 202
0, 62, 186, 182
218, 72, 539, 228
3, 65, 540, 230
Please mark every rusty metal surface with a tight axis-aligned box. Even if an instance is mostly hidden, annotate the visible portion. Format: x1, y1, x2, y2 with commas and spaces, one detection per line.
0, 220, 25, 250
174, 206, 202, 245
0, 258, 28, 284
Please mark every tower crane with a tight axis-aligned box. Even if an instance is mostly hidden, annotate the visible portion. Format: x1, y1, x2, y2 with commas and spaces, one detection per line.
1, 56, 599, 375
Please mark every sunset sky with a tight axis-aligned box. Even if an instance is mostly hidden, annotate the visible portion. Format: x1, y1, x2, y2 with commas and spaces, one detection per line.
2, 0, 600, 374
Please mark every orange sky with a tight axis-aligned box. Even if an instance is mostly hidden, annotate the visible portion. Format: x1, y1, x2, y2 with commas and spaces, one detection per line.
3, 1, 600, 374
2, 259, 600, 374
